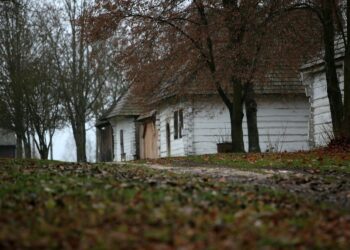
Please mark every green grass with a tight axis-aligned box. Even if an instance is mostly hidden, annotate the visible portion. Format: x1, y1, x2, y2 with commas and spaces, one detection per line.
145, 149, 350, 174
0, 158, 349, 249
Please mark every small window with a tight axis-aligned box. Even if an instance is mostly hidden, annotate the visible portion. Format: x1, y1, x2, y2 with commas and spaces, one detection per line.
174, 111, 178, 139
112, 128, 115, 160
174, 109, 183, 140
179, 109, 183, 138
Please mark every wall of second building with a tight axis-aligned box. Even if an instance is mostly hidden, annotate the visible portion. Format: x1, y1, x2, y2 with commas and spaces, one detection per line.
110, 117, 137, 161
303, 67, 344, 147
191, 95, 310, 154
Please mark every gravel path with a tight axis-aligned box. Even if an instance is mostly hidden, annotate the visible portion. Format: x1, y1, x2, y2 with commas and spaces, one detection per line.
147, 164, 273, 179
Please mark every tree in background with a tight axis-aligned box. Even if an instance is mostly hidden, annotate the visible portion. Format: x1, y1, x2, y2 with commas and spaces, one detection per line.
0, 0, 33, 158
47, 0, 123, 162
0, 0, 123, 161
0, 0, 66, 160
24, 10, 64, 159
87, 0, 318, 152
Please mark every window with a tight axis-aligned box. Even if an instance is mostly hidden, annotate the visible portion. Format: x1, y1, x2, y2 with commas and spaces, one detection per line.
174, 109, 184, 139
120, 130, 124, 155
112, 128, 115, 160
179, 109, 183, 138
174, 111, 178, 139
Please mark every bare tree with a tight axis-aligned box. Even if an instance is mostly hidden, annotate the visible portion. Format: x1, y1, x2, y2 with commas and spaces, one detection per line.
47, 0, 123, 162
0, 0, 33, 158
87, 0, 317, 152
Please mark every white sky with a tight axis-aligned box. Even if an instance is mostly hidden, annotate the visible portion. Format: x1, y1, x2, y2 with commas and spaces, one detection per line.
51, 125, 96, 162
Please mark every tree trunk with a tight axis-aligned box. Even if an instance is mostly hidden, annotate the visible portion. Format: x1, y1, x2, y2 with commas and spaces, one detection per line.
39, 146, 49, 160
344, 48, 350, 139
229, 78, 245, 152
342, 0, 350, 140
50, 137, 54, 160
23, 136, 31, 159
16, 133, 23, 159
322, 0, 344, 139
221, 0, 245, 152
244, 82, 261, 152
73, 119, 87, 162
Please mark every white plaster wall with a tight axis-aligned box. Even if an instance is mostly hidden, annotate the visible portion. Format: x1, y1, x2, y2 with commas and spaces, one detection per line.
110, 117, 136, 161
308, 68, 344, 146
157, 102, 190, 157
192, 95, 310, 154
250, 96, 310, 152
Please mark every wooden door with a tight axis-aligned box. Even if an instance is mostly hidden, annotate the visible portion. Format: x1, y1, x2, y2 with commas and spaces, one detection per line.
140, 120, 158, 159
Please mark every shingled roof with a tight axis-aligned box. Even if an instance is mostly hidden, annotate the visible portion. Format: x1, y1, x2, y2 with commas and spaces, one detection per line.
0, 128, 16, 146
104, 88, 143, 119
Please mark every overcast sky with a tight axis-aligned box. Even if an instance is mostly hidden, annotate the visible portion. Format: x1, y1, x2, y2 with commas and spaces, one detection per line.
51, 125, 96, 162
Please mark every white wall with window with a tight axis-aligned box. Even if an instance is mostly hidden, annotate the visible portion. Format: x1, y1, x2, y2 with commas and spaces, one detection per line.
110, 117, 137, 161
157, 101, 190, 157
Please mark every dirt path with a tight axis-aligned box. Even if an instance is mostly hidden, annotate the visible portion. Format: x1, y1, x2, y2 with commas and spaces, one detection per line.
121, 162, 350, 209
147, 164, 274, 179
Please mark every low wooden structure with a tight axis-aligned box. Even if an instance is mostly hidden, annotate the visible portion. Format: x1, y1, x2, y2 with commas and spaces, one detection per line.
0, 128, 16, 158
96, 120, 114, 162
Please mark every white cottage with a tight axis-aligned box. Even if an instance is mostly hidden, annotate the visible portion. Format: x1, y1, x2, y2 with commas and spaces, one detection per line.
97, 72, 311, 162
153, 80, 310, 158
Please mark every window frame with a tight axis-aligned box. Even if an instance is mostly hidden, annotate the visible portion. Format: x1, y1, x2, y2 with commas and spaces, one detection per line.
173, 109, 184, 140
120, 129, 124, 155
174, 111, 178, 139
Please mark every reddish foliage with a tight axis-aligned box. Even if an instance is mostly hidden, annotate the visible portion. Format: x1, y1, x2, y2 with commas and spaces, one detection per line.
85, 0, 321, 103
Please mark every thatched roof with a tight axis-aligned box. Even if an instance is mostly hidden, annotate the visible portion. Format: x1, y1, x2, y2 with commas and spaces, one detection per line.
99, 67, 305, 121
104, 88, 143, 119
150, 68, 305, 104
301, 36, 345, 71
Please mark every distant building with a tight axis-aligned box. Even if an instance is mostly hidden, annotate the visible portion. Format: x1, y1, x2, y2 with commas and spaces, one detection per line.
0, 128, 16, 158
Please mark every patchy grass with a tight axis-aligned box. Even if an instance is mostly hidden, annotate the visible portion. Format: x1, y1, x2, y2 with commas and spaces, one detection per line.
145, 149, 350, 174
0, 158, 350, 249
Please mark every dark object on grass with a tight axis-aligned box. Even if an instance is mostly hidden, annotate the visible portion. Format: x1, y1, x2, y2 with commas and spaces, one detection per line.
217, 142, 233, 153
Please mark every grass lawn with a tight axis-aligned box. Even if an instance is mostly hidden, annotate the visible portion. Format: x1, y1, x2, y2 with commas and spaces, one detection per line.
1, 157, 350, 249
145, 149, 350, 174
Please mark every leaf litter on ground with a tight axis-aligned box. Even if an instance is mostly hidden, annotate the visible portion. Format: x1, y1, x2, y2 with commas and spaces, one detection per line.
0, 157, 350, 249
